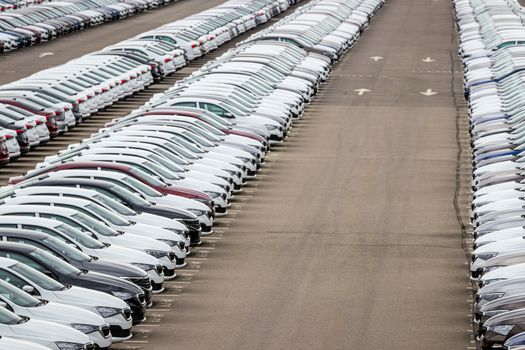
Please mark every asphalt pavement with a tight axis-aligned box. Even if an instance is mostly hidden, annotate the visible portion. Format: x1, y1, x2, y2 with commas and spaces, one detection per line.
132, 0, 475, 349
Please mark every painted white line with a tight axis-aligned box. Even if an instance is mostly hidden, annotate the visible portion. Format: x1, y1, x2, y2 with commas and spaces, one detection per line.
123, 340, 149, 343
134, 324, 160, 327
156, 294, 180, 297
177, 269, 200, 272
165, 281, 191, 284
187, 257, 208, 261
147, 309, 170, 312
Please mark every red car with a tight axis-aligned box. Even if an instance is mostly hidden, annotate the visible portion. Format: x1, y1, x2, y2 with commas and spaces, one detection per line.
10, 161, 214, 209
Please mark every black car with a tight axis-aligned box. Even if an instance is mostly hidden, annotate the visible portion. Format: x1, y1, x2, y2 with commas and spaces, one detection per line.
20, 177, 201, 246
480, 309, 525, 349
0, 228, 153, 306
504, 332, 525, 349
476, 294, 525, 332
0, 242, 146, 324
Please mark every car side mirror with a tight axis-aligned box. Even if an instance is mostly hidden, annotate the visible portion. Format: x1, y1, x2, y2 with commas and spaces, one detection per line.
22, 285, 35, 294
223, 112, 234, 119
0, 301, 7, 309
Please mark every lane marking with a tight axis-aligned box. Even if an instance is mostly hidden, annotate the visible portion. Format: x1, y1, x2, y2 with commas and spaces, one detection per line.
422, 57, 435, 63
353, 88, 371, 96
420, 89, 438, 96
370, 56, 383, 61
38, 52, 54, 58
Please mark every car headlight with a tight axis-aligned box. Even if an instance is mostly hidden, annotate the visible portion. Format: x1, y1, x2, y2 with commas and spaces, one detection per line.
266, 124, 278, 130
187, 209, 206, 217
111, 291, 135, 300
476, 252, 499, 261
145, 249, 169, 258
488, 324, 514, 336
55, 342, 86, 350
131, 263, 155, 271
480, 292, 504, 302
95, 306, 121, 318
483, 278, 506, 286
157, 239, 178, 247
71, 323, 100, 334
203, 191, 220, 199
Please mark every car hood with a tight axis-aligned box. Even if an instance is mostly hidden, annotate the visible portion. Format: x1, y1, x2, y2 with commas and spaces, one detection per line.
50, 285, 128, 309
131, 212, 188, 231
9, 318, 90, 343
24, 301, 106, 326
69, 270, 141, 294
85, 243, 159, 265
82, 258, 146, 278
102, 232, 172, 252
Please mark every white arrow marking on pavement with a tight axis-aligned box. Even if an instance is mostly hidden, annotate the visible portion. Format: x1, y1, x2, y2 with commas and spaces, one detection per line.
38, 52, 54, 58
353, 88, 371, 96
370, 56, 384, 62
420, 89, 438, 96
421, 57, 435, 63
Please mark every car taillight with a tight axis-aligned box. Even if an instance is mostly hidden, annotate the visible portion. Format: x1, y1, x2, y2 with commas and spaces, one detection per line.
35, 119, 44, 125
191, 43, 197, 48
87, 95, 93, 100
199, 41, 204, 45
77, 98, 86, 103
55, 111, 62, 116
5, 134, 13, 140
164, 57, 172, 63
25, 124, 33, 130
121, 79, 128, 84
101, 88, 109, 92
150, 64, 156, 69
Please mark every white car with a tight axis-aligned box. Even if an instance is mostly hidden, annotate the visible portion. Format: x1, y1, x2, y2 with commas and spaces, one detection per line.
0, 257, 132, 342
0, 279, 111, 348
0, 295, 93, 350
0, 337, 54, 350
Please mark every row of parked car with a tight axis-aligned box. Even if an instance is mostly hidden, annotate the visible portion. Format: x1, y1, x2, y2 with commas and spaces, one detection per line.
0, 0, 176, 52
454, 0, 525, 349
0, 0, 45, 12
0, 0, 385, 348
0, 0, 294, 165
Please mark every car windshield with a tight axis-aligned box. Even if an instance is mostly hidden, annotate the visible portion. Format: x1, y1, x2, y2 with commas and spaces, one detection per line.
122, 176, 162, 197
71, 212, 119, 237
10, 263, 64, 291
0, 280, 41, 307
55, 224, 105, 249
85, 203, 130, 226
0, 304, 21, 324
128, 167, 166, 187
42, 236, 90, 262
92, 193, 136, 216
29, 248, 81, 276
108, 184, 152, 206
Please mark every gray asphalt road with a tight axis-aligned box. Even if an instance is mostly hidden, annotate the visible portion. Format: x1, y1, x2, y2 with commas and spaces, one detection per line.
127, 0, 474, 349
0, 0, 228, 85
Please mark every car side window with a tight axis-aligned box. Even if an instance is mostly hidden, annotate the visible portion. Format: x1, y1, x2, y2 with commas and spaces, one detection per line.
0, 252, 44, 274
39, 214, 84, 233
199, 102, 228, 117
5, 238, 59, 257
0, 224, 17, 229
0, 269, 32, 292
174, 102, 197, 108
